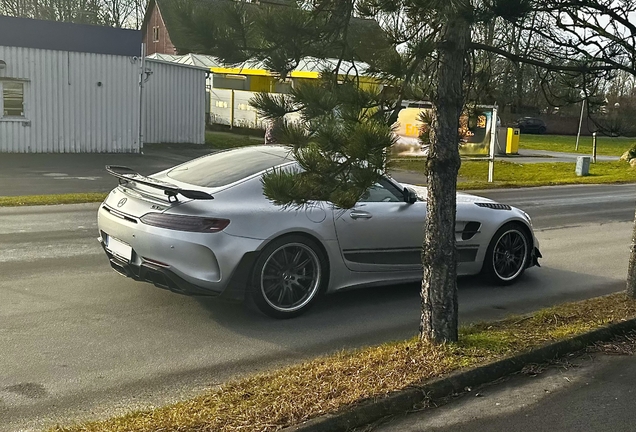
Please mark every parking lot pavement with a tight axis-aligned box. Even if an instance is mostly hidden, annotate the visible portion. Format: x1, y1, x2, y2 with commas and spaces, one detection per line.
0, 144, 432, 196
0, 145, 613, 197
0, 144, 215, 196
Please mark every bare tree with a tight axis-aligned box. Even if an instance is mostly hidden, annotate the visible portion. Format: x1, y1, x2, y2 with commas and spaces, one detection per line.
0, 0, 147, 28
0, 0, 102, 23
100, 0, 145, 28
513, 0, 636, 297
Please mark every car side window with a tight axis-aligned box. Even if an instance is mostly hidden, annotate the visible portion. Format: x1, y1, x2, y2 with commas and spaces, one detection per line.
359, 179, 403, 203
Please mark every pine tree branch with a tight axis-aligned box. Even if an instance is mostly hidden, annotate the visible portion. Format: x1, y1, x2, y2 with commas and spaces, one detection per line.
469, 42, 615, 73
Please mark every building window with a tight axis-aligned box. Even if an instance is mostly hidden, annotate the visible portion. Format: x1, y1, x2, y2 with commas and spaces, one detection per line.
152, 26, 160, 42
1, 81, 25, 118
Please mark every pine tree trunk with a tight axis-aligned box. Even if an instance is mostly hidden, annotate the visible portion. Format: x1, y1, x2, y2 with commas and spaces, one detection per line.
419, 18, 470, 343
626, 209, 636, 298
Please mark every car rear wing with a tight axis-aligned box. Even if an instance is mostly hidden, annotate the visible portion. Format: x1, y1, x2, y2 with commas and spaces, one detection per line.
105, 165, 213, 202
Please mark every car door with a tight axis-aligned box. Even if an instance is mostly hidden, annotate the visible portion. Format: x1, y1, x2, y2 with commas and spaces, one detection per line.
529, 119, 542, 133
333, 178, 426, 272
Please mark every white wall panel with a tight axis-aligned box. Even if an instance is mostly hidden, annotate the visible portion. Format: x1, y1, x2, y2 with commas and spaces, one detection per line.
209, 88, 233, 126
142, 59, 205, 145
209, 88, 299, 129
0, 45, 140, 153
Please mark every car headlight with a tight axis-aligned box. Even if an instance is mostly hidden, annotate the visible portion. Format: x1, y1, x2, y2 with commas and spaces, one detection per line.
522, 211, 533, 227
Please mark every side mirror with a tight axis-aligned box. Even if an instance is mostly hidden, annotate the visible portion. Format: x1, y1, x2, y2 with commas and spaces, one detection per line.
403, 187, 418, 204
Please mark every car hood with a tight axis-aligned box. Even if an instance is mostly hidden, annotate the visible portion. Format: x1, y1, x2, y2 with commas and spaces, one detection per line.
403, 184, 497, 204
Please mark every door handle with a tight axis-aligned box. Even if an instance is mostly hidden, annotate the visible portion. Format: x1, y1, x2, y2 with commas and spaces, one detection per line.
350, 211, 372, 220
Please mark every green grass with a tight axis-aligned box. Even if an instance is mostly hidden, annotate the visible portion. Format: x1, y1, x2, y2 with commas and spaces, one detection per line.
204, 132, 635, 156
51, 293, 636, 432
205, 131, 263, 150
0, 193, 108, 207
519, 134, 636, 157
391, 159, 636, 189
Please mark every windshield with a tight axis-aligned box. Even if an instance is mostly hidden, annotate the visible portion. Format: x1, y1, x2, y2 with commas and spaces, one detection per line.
166, 146, 294, 188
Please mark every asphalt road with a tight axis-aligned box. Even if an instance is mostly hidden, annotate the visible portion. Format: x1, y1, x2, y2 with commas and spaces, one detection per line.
1, 183, 636, 431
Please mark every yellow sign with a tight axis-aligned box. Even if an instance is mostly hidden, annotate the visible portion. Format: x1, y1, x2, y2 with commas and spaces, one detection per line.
395, 107, 430, 138
393, 107, 493, 156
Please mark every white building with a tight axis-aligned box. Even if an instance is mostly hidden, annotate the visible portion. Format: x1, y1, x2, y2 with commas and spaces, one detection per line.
147, 53, 372, 129
142, 58, 207, 146
0, 15, 206, 153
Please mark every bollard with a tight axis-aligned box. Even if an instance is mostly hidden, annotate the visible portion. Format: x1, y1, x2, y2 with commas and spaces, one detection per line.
592, 132, 597, 163
576, 156, 591, 176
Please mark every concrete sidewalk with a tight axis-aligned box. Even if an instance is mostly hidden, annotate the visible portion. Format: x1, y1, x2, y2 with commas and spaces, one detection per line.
511, 149, 620, 163
372, 350, 636, 432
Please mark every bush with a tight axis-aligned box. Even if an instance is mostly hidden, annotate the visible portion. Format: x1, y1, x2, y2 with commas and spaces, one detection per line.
620, 144, 636, 162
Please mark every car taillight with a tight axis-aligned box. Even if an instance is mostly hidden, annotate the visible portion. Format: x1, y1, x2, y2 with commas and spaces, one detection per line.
140, 213, 230, 233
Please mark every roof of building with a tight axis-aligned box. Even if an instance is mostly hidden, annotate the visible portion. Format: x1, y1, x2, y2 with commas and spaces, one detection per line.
145, 56, 210, 72
148, 53, 224, 68
0, 15, 141, 56
145, 0, 393, 67
147, 53, 372, 78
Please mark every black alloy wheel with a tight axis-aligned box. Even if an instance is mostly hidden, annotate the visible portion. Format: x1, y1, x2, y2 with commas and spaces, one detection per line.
251, 235, 328, 318
484, 223, 531, 285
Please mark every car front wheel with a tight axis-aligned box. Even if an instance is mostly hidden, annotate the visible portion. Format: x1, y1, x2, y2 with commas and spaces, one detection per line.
483, 223, 531, 285
250, 235, 328, 319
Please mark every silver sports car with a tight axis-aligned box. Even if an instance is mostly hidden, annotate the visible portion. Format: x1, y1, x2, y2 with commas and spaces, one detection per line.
98, 145, 541, 318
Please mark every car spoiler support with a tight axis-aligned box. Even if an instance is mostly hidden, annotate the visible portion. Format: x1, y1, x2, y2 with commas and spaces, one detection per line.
105, 165, 214, 202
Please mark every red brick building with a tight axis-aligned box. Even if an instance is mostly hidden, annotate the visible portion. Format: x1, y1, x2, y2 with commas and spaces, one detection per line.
141, 0, 177, 55
142, 0, 294, 56
141, 0, 390, 63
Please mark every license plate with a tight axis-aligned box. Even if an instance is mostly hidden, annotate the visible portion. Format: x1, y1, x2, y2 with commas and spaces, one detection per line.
106, 236, 133, 262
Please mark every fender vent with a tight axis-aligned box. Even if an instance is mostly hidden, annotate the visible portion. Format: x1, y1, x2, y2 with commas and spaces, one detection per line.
475, 203, 511, 210
461, 221, 482, 240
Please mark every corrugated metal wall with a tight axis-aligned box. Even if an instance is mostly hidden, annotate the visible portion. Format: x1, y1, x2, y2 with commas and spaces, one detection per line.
0, 45, 140, 153
143, 59, 205, 145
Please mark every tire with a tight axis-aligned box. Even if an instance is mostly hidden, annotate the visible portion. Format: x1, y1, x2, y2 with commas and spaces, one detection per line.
250, 235, 328, 319
538, 126, 546, 134
483, 223, 531, 285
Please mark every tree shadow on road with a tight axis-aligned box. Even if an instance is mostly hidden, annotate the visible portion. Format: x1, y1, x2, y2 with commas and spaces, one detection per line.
189, 265, 625, 352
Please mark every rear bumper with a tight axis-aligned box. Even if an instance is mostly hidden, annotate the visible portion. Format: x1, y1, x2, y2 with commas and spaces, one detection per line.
99, 239, 258, 301
106, 248, 216, 296
97, 202, 265, 301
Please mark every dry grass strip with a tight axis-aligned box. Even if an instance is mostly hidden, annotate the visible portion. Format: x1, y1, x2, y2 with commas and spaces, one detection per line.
0, 193, 107, 207
53, 293, 636, 432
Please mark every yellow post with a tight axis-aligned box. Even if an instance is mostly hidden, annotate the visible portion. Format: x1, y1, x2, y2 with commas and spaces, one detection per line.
230, 90, 235, 129
506, 128, 520, 154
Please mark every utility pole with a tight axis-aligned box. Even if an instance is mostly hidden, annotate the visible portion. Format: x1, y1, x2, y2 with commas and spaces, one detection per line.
575, 99, 585, 151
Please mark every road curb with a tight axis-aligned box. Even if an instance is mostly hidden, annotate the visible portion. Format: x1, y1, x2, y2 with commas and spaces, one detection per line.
283, 317, 636, 432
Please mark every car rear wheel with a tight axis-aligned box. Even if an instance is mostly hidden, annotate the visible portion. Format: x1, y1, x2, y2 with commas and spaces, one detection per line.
250, 235, 328, 319
483, 223, 531, 285
538, 126, 546, 134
